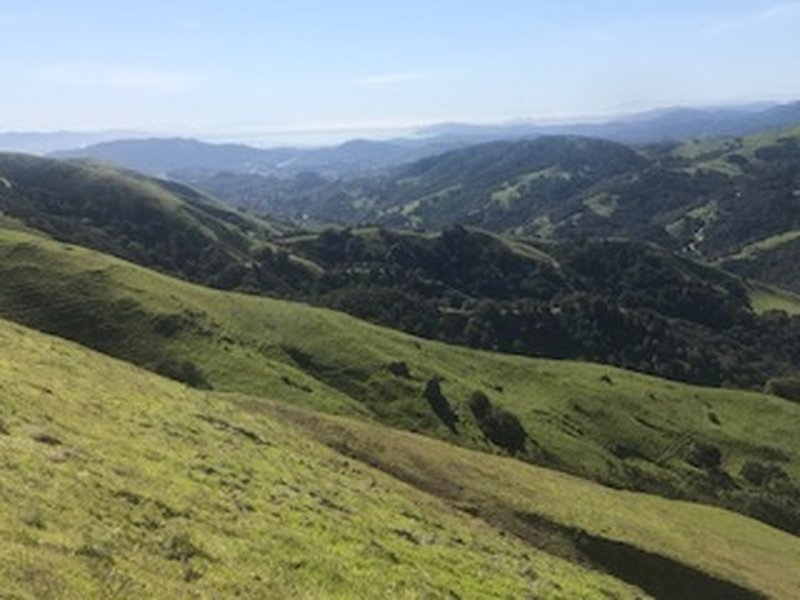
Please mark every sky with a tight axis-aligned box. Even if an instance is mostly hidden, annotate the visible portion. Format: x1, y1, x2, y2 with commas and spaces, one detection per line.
1, 0, 799, 143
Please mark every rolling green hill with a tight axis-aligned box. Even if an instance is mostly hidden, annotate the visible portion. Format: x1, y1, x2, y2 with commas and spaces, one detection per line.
187, 129, 800, 293
188, 136, 647, 230
2, 314, 800, 598
4, 154, 799, 393
0, 317, 646, 599
270, 401, 800, 600
1, 226, 799, 538
0, 153, 316, 295
749, 281, 800, 315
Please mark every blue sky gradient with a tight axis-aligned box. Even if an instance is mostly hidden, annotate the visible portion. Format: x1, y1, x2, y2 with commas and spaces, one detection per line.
1, 1, 799, 140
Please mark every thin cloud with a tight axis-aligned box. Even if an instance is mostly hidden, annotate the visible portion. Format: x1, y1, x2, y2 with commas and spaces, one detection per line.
705, 2, 800, 37
35, 64, 198, 93
353, 70, 431, 86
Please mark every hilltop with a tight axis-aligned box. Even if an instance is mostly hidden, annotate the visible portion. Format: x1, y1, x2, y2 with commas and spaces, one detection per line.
0, 153, 315, 296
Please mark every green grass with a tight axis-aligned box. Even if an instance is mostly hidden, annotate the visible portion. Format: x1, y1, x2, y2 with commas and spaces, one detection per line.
490, 168, 566, 207
1, 226, 800, 535
267, 402, 800, 599
2, 227, 800, 596
728, 230, 800, 260
3, 315, 799, 598
749, 282, 800, 315
582, 193, 619, 217
674, 128, 800, 161
0, 318, 643, 599
674, 128, 800, 177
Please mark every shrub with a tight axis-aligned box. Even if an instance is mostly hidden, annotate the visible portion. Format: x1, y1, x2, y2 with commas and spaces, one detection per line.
764, 377, 800, 403
163, 533, 207, 562
469, 390, 528, 455
423, 378, 459, 431
154, 359, 211, 389
741, 461, 789, 487
467, 391, 491, 420
686, 442, 722, 470
387, 361, 411, 378
152, 313, 186, 337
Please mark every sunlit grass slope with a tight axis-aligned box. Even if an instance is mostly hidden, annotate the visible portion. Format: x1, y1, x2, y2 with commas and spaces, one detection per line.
0, 318, 642, 599
264, 401, 800, 600
1, 226, 799, 532
749, 281, 800, 315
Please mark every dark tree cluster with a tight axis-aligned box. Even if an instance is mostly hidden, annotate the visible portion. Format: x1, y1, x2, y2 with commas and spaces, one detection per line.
289, 227, 800, 390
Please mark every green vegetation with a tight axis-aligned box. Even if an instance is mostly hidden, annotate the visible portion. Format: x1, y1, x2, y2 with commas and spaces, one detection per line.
3, 139, 800, 598
728, 230, 800, 260
285, 226, 800, 390
723, 235, 800, 294
749, 282, 800, 315
583, 192, 619, 217
3, 316, 799, 598
185, 128, 800, 295
1, 227, 799, 538
5, 151, 800, 393
1, 318, 646, 599
0, 153, 317, 296
269, 402, 800, 600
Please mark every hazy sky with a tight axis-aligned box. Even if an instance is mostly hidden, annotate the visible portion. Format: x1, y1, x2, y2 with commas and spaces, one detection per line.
1, 1, 799, 140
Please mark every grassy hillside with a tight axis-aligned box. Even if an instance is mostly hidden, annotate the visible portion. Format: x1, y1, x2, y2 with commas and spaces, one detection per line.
0, 318, 645, 599
1, 227, 799, 536
267, 402, 800, 600
722, 232, 800, 294
3, 317, 800, 598
748, 281, 800, 315
4, 153, 799, 390
0, 153, 316, 295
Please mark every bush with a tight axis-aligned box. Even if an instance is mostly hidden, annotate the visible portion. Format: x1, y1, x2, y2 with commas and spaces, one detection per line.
467, 391, 491, 420
423, 379, 459, 431
163, 533, 208, 562
741, 461, 789, 487
154, 359, 211, 389
387, 361, 411, 378
469, 390, 528, 455
764, 377, 800, 403
152, 313, 186, 337
686, 442, 722, 470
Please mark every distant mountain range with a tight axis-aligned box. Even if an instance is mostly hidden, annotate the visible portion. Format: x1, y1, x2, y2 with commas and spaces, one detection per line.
35, 100, 800, 178
419, 101, 800, 143
51, 136, 467, 179
0, 130, 143, 154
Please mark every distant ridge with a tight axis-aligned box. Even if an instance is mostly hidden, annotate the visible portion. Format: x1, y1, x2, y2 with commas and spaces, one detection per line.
417, 101, 800, 143
40, 100, 800, 178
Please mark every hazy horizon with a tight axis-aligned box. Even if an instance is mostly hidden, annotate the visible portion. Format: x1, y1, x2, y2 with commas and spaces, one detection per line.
2, 1, 800, 144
